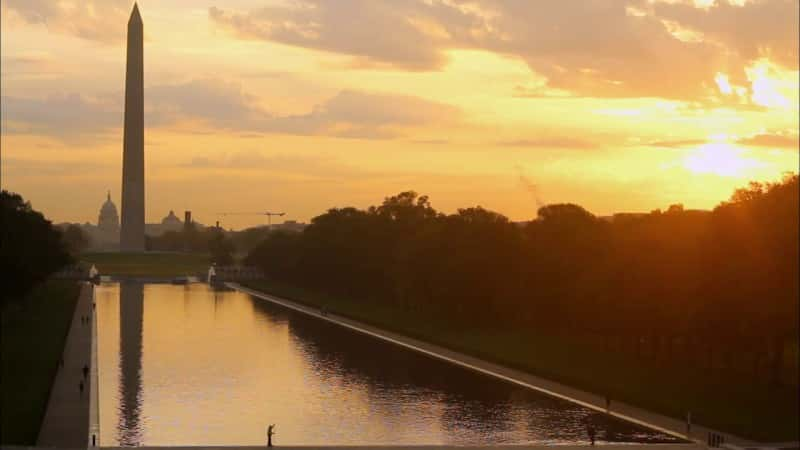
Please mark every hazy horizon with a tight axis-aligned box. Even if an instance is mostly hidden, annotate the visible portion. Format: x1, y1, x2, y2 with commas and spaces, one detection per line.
2, 0, 798, 229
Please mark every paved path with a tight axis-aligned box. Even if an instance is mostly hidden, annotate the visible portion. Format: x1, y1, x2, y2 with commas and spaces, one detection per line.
90, 282, 101, 447
36, 282, 94, 447
228, 283, 765, 449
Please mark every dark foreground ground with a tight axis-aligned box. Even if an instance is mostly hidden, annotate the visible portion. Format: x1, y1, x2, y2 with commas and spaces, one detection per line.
2, 445, 707, 450
1, 281, 81, 444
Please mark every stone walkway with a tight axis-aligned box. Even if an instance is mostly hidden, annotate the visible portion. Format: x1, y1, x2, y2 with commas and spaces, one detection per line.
229, 283, 768, 449
36, 282, 93, 447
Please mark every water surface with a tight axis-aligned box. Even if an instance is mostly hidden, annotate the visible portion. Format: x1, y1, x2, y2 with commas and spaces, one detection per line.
97, 281, 680, 446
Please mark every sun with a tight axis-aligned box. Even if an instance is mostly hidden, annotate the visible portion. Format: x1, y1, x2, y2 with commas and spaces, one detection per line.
683, 142, 761, 177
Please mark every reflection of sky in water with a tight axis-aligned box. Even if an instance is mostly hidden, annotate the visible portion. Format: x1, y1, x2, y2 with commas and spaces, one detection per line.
96, 282, 681, 446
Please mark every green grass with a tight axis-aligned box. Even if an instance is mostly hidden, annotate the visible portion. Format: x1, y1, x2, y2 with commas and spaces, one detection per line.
81, 251, 211, 277
241, 278, 799, 442
1, 280, 81, 445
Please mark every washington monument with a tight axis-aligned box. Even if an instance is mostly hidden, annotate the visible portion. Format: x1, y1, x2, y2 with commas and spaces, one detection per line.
120, 3, 145, 251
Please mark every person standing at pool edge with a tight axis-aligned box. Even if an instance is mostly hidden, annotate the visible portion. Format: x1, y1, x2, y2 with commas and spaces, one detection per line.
267, 424, 275, 447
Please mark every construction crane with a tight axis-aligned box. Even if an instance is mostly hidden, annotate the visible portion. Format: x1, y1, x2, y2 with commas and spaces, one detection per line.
216, 211, 286, 228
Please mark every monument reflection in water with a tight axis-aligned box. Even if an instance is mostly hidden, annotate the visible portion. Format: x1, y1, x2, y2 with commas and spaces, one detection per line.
118, 281, 143, 446
96, 282, 680, 446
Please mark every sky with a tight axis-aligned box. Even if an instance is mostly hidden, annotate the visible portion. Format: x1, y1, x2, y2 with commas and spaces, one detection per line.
1, 0, 798, 230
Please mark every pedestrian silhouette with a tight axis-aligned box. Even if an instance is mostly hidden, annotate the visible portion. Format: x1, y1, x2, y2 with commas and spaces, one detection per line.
267, 424, 276, 447
79, 380, 84, 396
83, 364, 89, 379
587, 422, 597, 446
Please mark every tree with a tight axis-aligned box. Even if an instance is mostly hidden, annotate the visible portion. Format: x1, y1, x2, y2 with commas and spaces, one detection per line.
242, 179, 798, 385
1, 191, 72, 303
62, 225, 90, 255
208, 230, 235, 266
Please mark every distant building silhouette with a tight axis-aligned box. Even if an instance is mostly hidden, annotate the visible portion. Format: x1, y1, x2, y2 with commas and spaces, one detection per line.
144, 210, 185, 236
120, 3, 145, 251
162, 210, 182, 228
98, 191, 120, 233
59, 195, 203, 248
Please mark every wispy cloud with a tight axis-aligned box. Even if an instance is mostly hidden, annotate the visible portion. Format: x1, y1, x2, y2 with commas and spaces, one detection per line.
3, 0, 130, 43
2, 79, 461, 141
647, 139, 708, 148
498, 138, 598, 150
737, 132, 799, 149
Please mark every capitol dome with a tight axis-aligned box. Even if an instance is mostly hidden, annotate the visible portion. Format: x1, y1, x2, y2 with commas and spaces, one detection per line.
98, 191, 120, 232
162, 210, 182, 226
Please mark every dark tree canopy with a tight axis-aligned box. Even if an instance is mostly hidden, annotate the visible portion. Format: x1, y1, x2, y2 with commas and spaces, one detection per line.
1, 191, 72, 303
62, 224, 90, 255
245, 174, 799, 387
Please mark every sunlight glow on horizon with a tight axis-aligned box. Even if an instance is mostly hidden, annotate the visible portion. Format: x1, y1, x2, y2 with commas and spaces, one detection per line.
1, 0, 798, 229
683, 142, 763, 178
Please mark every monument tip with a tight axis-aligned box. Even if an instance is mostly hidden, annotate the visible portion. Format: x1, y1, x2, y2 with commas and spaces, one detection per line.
130, 2, 141, 22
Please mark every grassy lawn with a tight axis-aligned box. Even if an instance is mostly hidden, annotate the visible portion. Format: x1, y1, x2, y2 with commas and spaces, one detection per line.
1, 280, 81, 445
241, 278, 799, 442
81, 251, 211, 277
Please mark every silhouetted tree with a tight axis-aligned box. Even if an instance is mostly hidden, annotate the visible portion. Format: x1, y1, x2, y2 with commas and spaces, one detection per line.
245, 175, 798, 386
62, 224, 90, 255
1, 191, 72, 303
209, 230, 235, 266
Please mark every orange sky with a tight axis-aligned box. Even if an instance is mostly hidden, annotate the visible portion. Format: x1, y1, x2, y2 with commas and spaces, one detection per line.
1, 0, 798, 229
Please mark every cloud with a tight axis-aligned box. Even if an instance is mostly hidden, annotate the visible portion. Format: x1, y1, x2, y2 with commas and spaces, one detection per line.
3, 0, 130, 43
737, 132, 799, 149
2, 79, 460, 140
498, 138, 599, 150
1, 93, 121, 138
647, 138, 707, 148
146, 78, 265, 128
179, 151, 390, 184
410, 139, 450, 145
653, 0, 799, 71
210, 0, 796, 102
2, 157, 113, 177
149, 80, 459, 138
266, 90, 460, 138
208, 2, 463, 71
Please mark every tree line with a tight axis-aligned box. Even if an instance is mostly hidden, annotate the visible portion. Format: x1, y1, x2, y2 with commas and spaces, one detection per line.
246, 174, 798, 386
146, 225, 235, 265
1, 191, 73, 304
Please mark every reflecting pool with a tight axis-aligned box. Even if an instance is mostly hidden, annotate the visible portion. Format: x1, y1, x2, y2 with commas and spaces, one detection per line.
97, 281, 680, 446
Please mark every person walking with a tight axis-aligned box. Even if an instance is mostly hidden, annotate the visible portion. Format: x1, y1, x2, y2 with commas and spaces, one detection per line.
587, 422, 597, 446
82, 364, 89, 379
79, 380, 84, 396
267, 424, 276, 447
